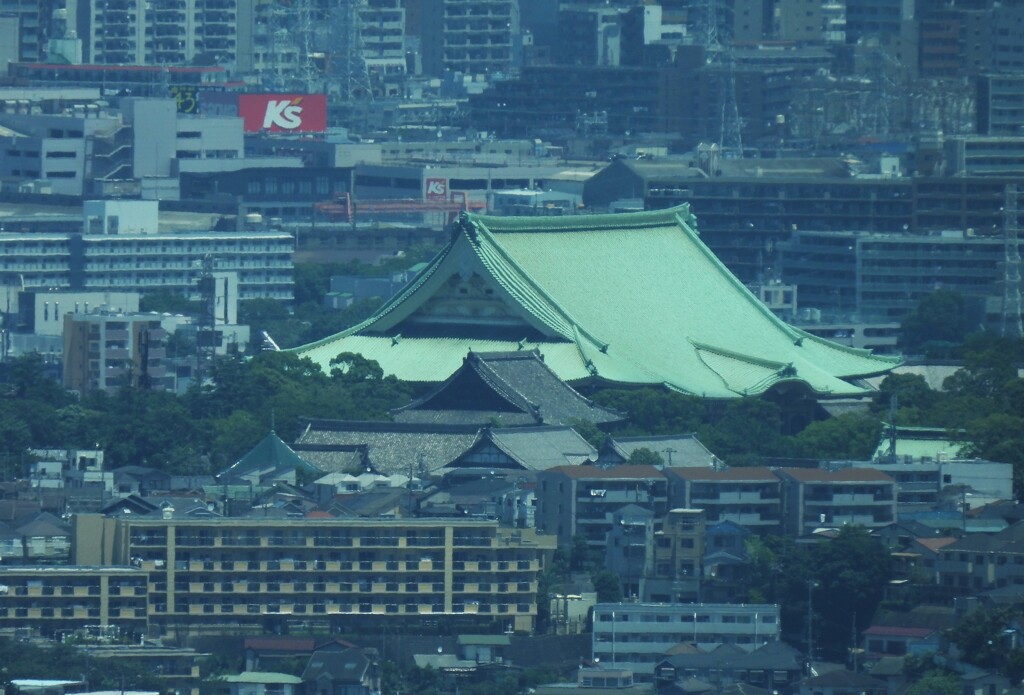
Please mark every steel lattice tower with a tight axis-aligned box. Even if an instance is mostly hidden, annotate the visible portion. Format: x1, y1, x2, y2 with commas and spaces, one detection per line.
1002, 185, 1023, 339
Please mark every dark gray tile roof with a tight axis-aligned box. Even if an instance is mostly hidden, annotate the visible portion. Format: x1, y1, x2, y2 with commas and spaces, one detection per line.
454, 426, 598, 471
296, 419, 480, 476
393, 350, 624, 427
291, 444, 369, 476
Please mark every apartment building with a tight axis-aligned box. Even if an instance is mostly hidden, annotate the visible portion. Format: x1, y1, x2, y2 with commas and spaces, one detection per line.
81, 0, 238, 65
0, 231, 294, 300
592, 602, 781, 681
535, 465, 668, 548
72, 513, 555, 635
978, 74, 1024, 136
419, 0, 520, 78
62, 312, 169, 393
647, 509, 705, 603
0, 566, 149, 637
777, 230, 1011, 320
664, 468, 783, 534
935, 522, 1024, 593
776, 468, 896, 536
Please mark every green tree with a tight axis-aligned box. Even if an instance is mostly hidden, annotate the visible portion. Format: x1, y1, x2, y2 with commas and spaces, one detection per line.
810, 526, 893, 659
592, 570, 622, 603
904, 671, 960, 695
900, 290, 972, 355
788, 412, 883, 460
627, 447, 664, 466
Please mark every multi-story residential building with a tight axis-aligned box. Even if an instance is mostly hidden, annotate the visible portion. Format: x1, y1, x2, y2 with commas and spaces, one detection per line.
80, 0, 238, 65
535, 465, 668, 548
73, 513, 555, 635
977, 74, 1024, 136
777, 230, 1012, 320
935, 522, 1024, 593
419, 0, 520, 78
592, 602, 781, 681
664, 468, 783, 534
945, 136, 1024, 177
0, 566, 149, 637
843, 0, 915, 46
62, 312, 169, 393
776, 468, 896, 536
0, 230, 294, 300
647, 508, 705, 603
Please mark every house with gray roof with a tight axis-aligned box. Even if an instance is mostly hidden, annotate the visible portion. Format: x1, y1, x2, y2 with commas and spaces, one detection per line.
392, 350, 625, 428
218, 431, 321, 486
654, 642, 804, 695
602, 434, 717, 468
295, 419, 480, 477
449, 426, 598, 472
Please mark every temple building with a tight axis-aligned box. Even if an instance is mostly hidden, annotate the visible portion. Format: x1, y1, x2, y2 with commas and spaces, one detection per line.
294, 206, 898, 407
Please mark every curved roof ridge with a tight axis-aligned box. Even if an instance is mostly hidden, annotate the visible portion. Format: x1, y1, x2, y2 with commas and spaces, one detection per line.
470, 352, 543, 416
689, 339, 790, 370
672, 209, 805, 345
483, 348, 627, 419
390, 351, 537, 418
467, 215, 611, 350
466, 205, 693, 233
295, 242, 456, 352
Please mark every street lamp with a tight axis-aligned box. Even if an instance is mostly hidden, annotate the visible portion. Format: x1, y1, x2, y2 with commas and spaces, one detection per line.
807, 579, 820, 676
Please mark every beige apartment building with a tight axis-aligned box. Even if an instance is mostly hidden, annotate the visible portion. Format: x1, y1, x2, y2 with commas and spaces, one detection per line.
73, 513, 555, 636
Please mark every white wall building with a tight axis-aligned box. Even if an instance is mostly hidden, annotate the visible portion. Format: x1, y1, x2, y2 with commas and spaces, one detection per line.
592, 603, 781, 681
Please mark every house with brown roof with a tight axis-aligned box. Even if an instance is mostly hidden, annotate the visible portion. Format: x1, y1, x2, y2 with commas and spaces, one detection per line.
776, 468, 896, 536
664, 467, 783, 534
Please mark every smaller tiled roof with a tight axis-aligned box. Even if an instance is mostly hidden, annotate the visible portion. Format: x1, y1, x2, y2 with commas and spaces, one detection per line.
220, 432, 320, 482
915, 537, 958, 553
393, 350, 624, 427
460, 427, 598, 471
296, 419, 481, 476
609, 434, 716, 467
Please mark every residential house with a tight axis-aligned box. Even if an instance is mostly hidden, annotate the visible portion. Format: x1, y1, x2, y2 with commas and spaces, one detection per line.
653, 641, 804, 695
301, 642, 379, 695
222, 673, 302, 695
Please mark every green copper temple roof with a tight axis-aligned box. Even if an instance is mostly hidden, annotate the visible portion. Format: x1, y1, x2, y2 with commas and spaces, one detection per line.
293, 206, 899, 398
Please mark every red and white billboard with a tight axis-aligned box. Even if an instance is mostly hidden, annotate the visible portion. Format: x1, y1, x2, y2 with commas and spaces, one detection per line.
238, 94, 327, 133
425, 177, 448, 201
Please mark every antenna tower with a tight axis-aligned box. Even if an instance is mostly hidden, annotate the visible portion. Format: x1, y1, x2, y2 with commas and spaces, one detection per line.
330, 0, 373, 102
702, 0, 742, 156
1002, 185, 1023, 339
196, 255, 217, 384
